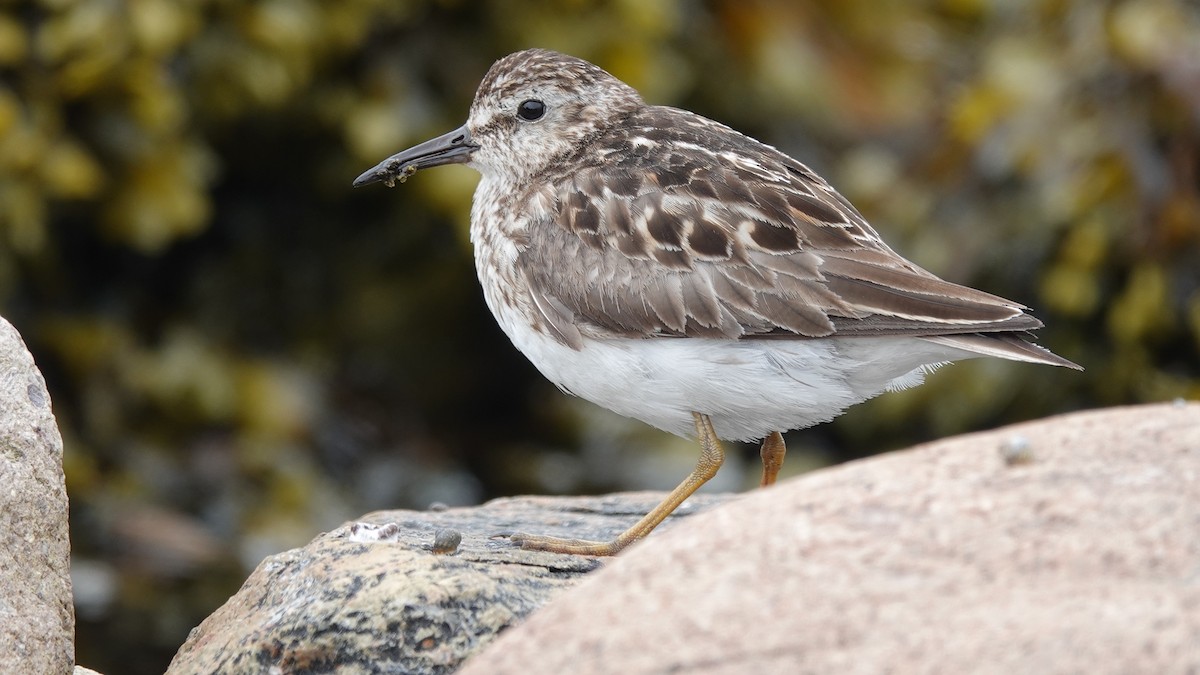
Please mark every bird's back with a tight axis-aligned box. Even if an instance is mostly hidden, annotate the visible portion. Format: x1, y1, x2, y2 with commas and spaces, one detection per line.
505, 104, 1076, 371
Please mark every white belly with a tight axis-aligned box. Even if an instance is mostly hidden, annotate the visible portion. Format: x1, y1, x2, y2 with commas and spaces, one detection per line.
490, 297, 971, 442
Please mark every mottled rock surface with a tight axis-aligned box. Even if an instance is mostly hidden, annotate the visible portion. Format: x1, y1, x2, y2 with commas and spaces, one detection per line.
167, 402, 1200, 675
0, 318, 74, 673
165, 493, 726, 674
458, 402, 1200, 675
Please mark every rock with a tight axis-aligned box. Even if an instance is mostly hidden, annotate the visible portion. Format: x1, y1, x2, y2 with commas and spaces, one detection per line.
0, 318, 74, 673
165, 493, 727, 674
168, 403, 1200, 674
457, 402, 1200, 675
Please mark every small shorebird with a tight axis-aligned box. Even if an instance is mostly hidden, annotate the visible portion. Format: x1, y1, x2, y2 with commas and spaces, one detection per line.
355, 49, 1080, 556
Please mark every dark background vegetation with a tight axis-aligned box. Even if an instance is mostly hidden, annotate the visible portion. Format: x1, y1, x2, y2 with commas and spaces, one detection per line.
1, 0, 1197, 672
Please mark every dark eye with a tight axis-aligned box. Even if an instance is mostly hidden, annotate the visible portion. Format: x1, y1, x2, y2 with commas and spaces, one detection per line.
517, 99, 545, 121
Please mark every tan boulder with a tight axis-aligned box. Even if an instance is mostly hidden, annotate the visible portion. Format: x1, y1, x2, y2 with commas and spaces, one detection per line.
459, 402, 1200, 675
0, 318, 75, 674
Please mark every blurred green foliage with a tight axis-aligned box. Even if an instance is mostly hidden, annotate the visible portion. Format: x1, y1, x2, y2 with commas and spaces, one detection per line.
1, 0, 1197, 672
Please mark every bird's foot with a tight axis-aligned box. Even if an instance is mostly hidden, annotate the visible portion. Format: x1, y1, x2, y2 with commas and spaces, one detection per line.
492, 531, 629, 556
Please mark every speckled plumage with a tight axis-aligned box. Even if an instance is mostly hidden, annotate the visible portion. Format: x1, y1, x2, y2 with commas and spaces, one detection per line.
357, 48, 1077, 443
355, 49, 1080, 554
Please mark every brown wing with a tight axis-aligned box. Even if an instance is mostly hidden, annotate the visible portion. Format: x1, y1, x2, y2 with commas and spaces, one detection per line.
516, 106, 1041, 345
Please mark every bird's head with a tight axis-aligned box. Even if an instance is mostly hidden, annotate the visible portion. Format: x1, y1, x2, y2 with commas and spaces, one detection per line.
354, 49, 642, 189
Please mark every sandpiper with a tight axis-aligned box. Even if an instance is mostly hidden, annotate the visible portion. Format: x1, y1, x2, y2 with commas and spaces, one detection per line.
355, 48, 1080, 556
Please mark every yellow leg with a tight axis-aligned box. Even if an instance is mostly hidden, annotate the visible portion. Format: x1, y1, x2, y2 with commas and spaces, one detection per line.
759, 431, 786, 487
506, 412, 726, 556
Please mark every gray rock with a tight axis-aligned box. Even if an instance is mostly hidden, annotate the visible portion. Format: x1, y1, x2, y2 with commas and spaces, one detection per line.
168, 402, 1200, 675
0, 318, 74, 673
165, 493, 726, 674
458, 402, 1200, 675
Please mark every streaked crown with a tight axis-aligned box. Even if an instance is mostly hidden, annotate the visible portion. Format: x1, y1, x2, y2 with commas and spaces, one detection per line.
466, 49, 642, 184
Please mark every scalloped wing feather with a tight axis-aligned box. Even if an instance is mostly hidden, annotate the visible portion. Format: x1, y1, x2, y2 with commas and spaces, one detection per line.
517, 105, 1041, 348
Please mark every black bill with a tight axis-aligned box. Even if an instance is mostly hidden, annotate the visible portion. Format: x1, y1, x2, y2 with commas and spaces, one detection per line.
352, 124, 477, 188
